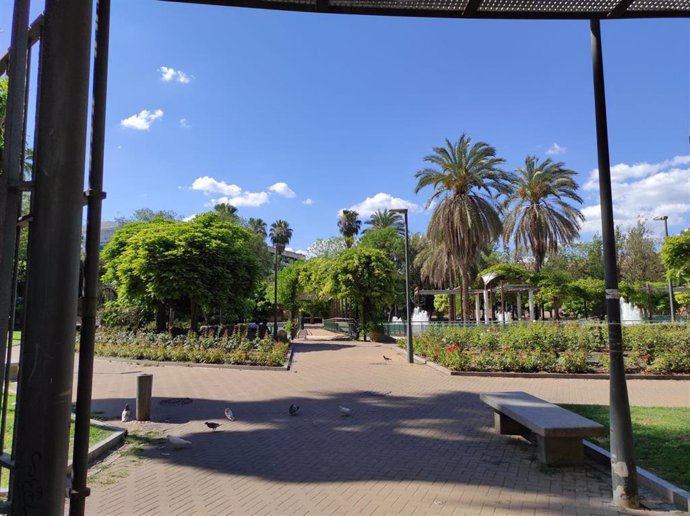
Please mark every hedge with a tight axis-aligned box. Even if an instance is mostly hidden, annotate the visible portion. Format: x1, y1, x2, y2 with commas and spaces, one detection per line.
93, 328, 289, 367
403, 323, 690, 374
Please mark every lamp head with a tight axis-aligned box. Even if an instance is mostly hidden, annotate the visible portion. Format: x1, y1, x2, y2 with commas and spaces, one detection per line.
389, 208, 408, 214
652, 215, 668, 221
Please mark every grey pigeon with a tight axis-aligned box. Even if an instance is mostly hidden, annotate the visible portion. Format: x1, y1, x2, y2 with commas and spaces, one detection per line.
121, 403, 131, 422
224, 408, 235, 421
289, 404, 300, 416
205, 421, 221, 431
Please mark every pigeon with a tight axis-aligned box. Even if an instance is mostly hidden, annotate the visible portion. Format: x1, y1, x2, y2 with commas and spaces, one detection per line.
167, 435, 192, 449
224, 408, 235, 421
383, 355, 392, 361
339, 405, 352, 417
289, 404, 300, 416
121, 403, 131, 422
205, 421, 222, 431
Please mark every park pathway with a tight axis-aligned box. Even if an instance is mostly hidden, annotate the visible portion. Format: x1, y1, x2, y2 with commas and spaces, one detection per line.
78, 339, 690, 515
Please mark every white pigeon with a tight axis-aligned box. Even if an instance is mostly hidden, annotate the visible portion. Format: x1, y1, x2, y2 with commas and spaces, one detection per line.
121, 403, 131, 423
224, 408, 235, 421
167, 435, 192, 449
339, 405, 352, 417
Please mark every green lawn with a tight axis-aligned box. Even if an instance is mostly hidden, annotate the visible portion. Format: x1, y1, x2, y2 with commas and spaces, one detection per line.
563, 404, 690, 492
11, 331, 20, 346
1, 394, 114, 488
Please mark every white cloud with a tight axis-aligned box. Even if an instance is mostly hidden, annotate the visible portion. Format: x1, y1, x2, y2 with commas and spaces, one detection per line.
268, 182, 296, 198
347, 192, 422, 217
120, 109, 164, 131
191, 176, 242, 197
158, 66, 192, 84
183, 214, 197, 222
180, 118, 191, 129
212, 192, 269, 208
581, 154, 690, 235
302, 198, 314, 205
545, 143, 567, 156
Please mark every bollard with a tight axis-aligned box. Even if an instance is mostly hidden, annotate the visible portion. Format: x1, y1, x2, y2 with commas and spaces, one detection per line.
136, 373, 153, 421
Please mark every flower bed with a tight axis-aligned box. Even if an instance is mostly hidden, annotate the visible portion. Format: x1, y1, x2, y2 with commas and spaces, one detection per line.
401, 323, 690, 374
93, 328, 290, 367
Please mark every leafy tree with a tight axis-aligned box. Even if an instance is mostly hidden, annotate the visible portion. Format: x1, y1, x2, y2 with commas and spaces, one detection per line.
364, 209, 404, 235
305, 237, 347, 258
246, 217, 267, 239
502, 156, 584, 272
269, 219, 292, 252
337, 209, 361, 248
102, 219, 260, 331
660, 230, 690, 285
434, 294, 449, 318
213, 203, 239, 222
329, 247, 396, 338
564, 277, 605, 318
359, 227, 404, 265
132, 208, 179, 222
619, 221, 665, 284
534, 270, 570, 320
415, 133, 510, 320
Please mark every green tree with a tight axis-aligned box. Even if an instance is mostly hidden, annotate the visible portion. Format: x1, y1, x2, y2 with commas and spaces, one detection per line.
433, 294, 449, 318
619, 221, 665, 284
337, 209, 361, 248
305, 237, 347, 258
564, 277, 605, 318
660, 230, 690, 285
359, 227, 404, 265
246, 217, 267, 239
213, 203, 239, 222
415, 133, 510, 320
364, 209, 404, 235
102, 219, 260, 331
502, 156, 584, 272
534, 270, 570, 320
132, 208, 179, 222
329, 247, 396, 338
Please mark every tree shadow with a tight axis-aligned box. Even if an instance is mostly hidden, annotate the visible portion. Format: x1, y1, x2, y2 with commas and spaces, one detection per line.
292, 342, 357, 353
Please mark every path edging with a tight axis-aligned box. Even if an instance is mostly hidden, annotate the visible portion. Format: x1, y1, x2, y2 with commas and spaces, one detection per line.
583, 440, 690, 513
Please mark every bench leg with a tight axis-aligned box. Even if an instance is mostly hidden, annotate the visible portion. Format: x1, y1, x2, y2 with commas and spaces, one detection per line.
494, 412, 525, 435
537, 436, 584, 466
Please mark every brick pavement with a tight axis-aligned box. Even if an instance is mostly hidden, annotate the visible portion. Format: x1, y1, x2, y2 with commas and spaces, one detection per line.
77, 339, 690, 515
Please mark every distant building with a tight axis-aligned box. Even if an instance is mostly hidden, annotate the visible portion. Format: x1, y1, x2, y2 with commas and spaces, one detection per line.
81, 220, 121, 250
268, 246, 306, 265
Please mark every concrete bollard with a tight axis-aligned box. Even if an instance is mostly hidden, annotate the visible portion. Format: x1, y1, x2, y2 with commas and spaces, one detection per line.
136, 373, 153, 421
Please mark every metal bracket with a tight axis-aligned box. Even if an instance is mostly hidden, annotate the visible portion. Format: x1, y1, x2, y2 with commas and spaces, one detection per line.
16, 214, 33, 228
605, 289, 620, 299
84, 189, 107, 200
69, 486, 91, 500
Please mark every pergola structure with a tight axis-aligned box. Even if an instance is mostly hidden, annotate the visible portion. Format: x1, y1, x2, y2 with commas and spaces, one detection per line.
1, 0, 689, 514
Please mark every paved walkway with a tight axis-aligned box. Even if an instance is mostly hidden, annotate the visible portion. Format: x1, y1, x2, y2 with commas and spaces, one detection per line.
77, 340, 690, 515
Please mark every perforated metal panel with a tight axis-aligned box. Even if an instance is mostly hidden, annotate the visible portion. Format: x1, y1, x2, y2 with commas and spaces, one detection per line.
163, 0, 690, 18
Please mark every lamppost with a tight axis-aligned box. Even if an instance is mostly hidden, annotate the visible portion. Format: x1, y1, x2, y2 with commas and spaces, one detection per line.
273, 243, 285, 336
390, 208, 413, 363
653, 215, 675, 322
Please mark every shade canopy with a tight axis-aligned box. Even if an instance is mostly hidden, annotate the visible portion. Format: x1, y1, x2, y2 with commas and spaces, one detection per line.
163, 0, 690, 19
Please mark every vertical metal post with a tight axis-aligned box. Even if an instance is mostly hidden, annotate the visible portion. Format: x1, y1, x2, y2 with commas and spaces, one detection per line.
70, 0, 110, 513
402, 211, 413, 363
11, 1, 94, 513
273, 250, 279, 336
590, 18, 639, 509
661, 219, 675, 322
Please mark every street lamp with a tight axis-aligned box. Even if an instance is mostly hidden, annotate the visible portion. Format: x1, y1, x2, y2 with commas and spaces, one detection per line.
390, 208, 413, 363
273, 243, 285, 336
653, 215, 676, 322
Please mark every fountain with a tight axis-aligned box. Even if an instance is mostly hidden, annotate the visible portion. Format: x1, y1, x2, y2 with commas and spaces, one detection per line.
620, 297, 643, 324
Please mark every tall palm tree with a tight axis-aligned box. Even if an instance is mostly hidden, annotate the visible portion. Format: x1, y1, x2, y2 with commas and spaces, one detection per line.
247, 217, 267, 239
502, 156, 584, 272
364, 209, 404, 235
415, 133, 510, 320
269, 219, 292, 253
214, 203, 238, 222
337, 210, 361, 248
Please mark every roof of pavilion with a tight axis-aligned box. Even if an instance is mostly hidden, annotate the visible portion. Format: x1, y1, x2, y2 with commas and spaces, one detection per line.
163, 0, 690, 19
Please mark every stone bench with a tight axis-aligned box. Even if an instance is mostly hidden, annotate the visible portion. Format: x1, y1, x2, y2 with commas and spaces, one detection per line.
480, 391, 606, 466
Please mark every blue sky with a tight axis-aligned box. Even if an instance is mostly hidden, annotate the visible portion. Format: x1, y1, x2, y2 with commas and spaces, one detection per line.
2, 2, 689, 253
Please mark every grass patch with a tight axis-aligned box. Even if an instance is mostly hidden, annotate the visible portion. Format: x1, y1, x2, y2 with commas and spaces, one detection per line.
1, 394, 116, 489
563, 404, 690, 492
11, 331, 20, 346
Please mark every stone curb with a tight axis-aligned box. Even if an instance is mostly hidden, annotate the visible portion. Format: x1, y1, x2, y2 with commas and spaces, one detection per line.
583, 440, 690, 513
95, 343, 294, 372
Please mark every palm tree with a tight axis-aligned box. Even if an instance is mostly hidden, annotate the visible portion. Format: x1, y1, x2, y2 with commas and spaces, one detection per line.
502, 156, 584, 272
415, 133, 510, 320
337, 210, 361, 248
269, 219, 292, 253
247, 217, 267, 239
364, 209, 404, 235
214, 203, 238, 222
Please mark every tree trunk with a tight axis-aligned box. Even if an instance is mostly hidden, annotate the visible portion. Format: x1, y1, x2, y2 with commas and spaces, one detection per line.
461, 271, 470, 322
155, 305, 167, 332
190, 300, 200, 332
361, 302, 366, 341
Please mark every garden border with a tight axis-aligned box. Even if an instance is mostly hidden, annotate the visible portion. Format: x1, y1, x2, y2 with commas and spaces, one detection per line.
95, 343, 295, 372
389, 345, 690, 380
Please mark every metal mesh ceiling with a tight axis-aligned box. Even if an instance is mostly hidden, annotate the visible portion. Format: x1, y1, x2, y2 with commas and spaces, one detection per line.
163, 0, 690, 18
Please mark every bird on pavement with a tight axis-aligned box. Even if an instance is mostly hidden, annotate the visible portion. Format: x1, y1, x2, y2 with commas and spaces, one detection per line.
121, 403, 131, 422
289, 404, 300, 416
339, 405, 352, 417
383, 355, 391, 361
167, 435, 192, 449
224, 408, 235, 421
205, 422, 222, 431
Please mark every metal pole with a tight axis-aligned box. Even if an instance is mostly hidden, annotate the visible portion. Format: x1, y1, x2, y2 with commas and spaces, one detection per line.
590, 18, 639, 509
662, 219, 676, 322
403, 211, 413, 363
70, 0, 110, 513
11, 1, 94, 513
